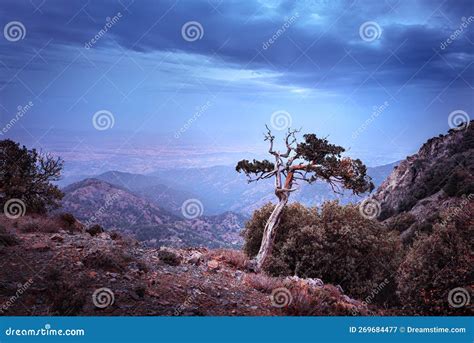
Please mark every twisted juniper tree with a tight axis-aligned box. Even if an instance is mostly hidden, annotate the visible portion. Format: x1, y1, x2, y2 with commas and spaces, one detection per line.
236, 126, 374, 270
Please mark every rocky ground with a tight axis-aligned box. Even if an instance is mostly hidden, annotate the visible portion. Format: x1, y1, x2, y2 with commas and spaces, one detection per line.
0, 216, 371, 316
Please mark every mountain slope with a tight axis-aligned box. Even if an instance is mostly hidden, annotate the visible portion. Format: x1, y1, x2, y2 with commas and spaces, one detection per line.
372, 122, 473, 241
60, 179, 245, 248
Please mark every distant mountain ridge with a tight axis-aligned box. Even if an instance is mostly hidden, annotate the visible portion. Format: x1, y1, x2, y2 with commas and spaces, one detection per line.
60, 178, 246, 249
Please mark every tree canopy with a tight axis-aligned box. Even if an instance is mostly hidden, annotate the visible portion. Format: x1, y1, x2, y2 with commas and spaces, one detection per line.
0, 139, 64, 214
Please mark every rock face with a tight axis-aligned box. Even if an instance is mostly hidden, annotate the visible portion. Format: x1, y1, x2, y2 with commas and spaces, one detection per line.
372, 122, 473, 240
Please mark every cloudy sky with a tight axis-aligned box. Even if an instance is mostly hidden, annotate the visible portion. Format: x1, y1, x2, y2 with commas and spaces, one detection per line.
0, 0, 472, 170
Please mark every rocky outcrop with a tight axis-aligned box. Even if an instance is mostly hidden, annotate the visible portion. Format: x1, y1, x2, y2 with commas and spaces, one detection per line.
372, 122, 473, 240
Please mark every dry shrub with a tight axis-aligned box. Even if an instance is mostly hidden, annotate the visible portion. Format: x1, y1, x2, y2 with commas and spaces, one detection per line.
15, 216, 60, 233
283, 283, 371, 316
244, 273, 283, 293
44, 267, 87, 315
157, 249, 181, 266
210, 249, 248, 270
83, 250, 128, 272
0, 225, 18, 246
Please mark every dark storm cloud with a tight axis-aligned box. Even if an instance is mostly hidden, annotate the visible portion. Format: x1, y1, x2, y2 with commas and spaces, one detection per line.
0, 0, 472, 90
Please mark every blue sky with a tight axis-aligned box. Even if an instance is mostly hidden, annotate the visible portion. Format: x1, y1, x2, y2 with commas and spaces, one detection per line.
0, 0, 473, 170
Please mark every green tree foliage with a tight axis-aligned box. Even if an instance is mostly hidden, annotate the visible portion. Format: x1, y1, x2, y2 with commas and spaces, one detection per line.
397, 201, 473, 315
243, 201, 401, 302
0, 139, 64, 214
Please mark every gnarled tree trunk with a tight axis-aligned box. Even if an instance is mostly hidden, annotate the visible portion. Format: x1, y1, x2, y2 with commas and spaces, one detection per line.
255, 171, 294, 270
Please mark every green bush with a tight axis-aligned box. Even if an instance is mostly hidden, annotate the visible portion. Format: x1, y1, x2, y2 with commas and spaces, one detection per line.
396, 202, 473, 315
244, 201, 402, 303
242, 202, 317, 258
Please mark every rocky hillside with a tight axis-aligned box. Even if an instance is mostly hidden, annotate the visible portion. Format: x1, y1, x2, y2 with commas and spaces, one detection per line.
372, 122, 473, 241
0, 216, 371, 316
60, 179, 246, 249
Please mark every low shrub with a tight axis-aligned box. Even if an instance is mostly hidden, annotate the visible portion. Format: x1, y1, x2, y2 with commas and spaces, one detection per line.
44, 267, 86, 315
86, 224, 104, 236
157, 249, 181, 266
0, 225, 19, 246
210, 249, 248, 270
244, 201, 402, 304
396, 202, 473, 315
83, 250, 127, 272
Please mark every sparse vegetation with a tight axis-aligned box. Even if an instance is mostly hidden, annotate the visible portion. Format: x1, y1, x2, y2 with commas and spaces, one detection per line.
83, 250, 128, 272
86, 224, 105, 236
396, 203, 473, 315
157, 249, 181, 266
0, 225, 19, 246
